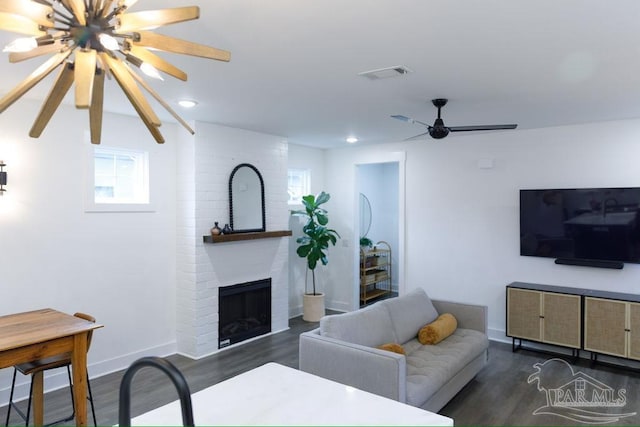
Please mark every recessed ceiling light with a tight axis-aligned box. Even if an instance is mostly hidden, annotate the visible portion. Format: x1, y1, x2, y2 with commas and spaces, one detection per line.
178, 100, 198, 108
346, 137, 359, 144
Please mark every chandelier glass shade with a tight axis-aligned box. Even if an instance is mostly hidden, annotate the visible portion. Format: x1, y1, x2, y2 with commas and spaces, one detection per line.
0, 0, 230, 144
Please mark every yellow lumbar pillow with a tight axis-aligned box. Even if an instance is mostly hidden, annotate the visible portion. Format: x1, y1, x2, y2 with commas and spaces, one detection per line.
377, 343, 406, 355
418, 313, 458, 345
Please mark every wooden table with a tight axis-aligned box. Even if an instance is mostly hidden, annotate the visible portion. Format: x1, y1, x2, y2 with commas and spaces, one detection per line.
0, 309, 103, 426
132, 362, 453, 425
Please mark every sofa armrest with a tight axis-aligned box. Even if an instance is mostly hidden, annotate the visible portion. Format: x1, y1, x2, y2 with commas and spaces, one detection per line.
299, 328, 407, 403
431, 299, 488, 334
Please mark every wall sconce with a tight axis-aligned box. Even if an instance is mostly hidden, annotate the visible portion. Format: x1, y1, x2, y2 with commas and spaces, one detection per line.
0, 161, 6, 196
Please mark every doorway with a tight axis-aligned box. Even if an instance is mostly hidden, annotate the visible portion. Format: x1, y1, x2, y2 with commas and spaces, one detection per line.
354, 155, 405, 310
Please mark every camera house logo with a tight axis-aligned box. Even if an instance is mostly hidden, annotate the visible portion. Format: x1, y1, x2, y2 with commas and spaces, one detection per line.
528, 359, 636, 424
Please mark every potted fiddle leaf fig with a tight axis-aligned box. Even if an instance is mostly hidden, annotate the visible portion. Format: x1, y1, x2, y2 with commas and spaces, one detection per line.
291, 191, 340, 322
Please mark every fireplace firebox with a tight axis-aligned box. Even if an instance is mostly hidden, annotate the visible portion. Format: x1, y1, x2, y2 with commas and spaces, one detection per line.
219, 278, 271, 348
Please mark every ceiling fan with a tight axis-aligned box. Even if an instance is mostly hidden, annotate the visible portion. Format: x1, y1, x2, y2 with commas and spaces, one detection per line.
391, 99, 517, 140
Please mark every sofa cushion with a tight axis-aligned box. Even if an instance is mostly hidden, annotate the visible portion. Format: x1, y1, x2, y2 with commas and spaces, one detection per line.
377, 343, 406, 355
320, 303, 397, 347
402, 328, 489, 407
383, 288, 439, 344
418, 313, 458, 345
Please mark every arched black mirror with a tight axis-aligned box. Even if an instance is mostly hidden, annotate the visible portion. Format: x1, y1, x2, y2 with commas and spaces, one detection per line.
229, 163, 265, 233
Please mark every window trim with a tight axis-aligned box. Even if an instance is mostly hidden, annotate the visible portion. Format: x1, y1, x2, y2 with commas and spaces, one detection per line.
84, 145, 156, 213
287, 168, 311, 206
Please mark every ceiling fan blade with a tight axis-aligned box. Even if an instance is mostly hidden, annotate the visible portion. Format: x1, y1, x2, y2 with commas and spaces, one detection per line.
391, 114, 430, 127
128, 67, 194, 135
126, 44, 187, 81
404, 131, 432, 141
66, 0, 86, 25
100, 53, 164, 143
99, 0, 115, 17
131, 31, 231, 62
75, 49, 97, 108
117, 0, 139, 10
0, 50, 71, 113
116, 6, 199, 32
0, 12, 46, 35
90, 69, 106, 144
449, 124, 518, 132
0, 1, 54, 28
29, 62, 74, 138
9, 40, 64, 63
391, 114, 411, 122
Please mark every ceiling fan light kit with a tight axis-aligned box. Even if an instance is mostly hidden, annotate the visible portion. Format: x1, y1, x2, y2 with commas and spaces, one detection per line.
0, 0, 231, 145
392, 98, 518, 140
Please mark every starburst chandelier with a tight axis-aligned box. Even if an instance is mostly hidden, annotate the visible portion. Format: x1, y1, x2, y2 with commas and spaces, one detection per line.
0, 0, 230, 144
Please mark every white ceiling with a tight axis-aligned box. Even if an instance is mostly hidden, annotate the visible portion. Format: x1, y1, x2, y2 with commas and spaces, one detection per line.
1, 0, 640, 148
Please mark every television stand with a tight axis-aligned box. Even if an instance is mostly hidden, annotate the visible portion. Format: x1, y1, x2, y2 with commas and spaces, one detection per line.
507, 282, 640, 370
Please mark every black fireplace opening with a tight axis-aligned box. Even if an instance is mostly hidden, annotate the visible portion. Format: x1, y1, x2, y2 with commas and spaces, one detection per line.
219, 278, 271, 348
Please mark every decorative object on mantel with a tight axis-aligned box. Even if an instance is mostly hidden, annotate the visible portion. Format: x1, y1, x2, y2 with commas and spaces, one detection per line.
222, 223, 232, 235
291, 191, 340, 322
0, 160, 6, 196
202, 230, 292, 244
229, 163, 265, 233
0, 0, 231, 144
210, 222, 222, 236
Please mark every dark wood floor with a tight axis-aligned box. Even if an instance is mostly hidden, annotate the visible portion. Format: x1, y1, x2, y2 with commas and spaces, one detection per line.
4, 317, 640, 426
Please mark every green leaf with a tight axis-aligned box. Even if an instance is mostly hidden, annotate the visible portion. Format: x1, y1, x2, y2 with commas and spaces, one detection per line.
297, 245, 312, 258
316, 191, 330, 206
316, 213, 328, 225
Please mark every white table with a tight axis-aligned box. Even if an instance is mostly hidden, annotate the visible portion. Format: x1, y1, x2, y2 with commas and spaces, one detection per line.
131, 362, 453, 426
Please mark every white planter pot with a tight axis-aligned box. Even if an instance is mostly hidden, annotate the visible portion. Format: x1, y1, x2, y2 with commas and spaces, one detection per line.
303, 293, 325, 322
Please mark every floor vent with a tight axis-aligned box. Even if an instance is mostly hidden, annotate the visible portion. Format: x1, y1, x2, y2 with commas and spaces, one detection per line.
358, 65, 413, 80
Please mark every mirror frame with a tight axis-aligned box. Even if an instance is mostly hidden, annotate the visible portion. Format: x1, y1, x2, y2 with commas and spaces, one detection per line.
359, 192, 372, 238
229, 163, 266, 233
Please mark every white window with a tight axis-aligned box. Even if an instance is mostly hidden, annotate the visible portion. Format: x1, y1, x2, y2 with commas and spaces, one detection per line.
85, 146, 153, 212
288, 169, 310, 205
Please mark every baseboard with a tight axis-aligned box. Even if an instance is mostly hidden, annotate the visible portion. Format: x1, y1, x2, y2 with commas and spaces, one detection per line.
176, 327, 290, 360
488, 327, 510, 344
0, 341, 177, 407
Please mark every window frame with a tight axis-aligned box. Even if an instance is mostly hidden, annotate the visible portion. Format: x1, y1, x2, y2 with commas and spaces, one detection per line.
287, 168, 310, 206
84, 145, 155, 213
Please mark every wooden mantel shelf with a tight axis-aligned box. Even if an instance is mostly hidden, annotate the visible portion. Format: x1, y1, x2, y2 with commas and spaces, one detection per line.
203, 230, 292, 244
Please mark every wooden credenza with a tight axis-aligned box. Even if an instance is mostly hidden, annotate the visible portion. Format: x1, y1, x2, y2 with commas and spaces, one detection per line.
507, 282, 640, 365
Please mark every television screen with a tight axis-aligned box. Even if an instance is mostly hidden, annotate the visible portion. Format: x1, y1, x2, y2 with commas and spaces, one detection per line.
520, 188, 640, 264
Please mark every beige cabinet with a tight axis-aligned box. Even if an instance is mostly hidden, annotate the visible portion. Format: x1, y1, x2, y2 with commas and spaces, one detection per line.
508, 282, 640, 367
584, 297, 640, 360
360, 241, 391, 305
507, 287, 581, 349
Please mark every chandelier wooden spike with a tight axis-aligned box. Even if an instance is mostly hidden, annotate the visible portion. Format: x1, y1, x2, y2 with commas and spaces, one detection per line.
0, 0, 230, 144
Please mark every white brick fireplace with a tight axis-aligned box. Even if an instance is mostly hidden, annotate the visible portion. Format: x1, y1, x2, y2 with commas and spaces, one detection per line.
176, 122, 289, 358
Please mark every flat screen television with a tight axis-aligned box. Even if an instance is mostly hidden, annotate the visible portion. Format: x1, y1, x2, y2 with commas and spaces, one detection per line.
520, 187, 640, 266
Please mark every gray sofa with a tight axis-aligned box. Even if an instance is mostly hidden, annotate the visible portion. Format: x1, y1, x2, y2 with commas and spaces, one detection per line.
299, 288, 489, 412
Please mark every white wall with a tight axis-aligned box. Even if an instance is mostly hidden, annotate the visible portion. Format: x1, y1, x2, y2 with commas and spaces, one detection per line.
323, 118, 640, 340
0, 100, 178, 403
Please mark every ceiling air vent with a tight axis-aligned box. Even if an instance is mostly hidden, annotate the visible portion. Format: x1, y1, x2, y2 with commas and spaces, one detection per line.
358, 65, 413, 80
